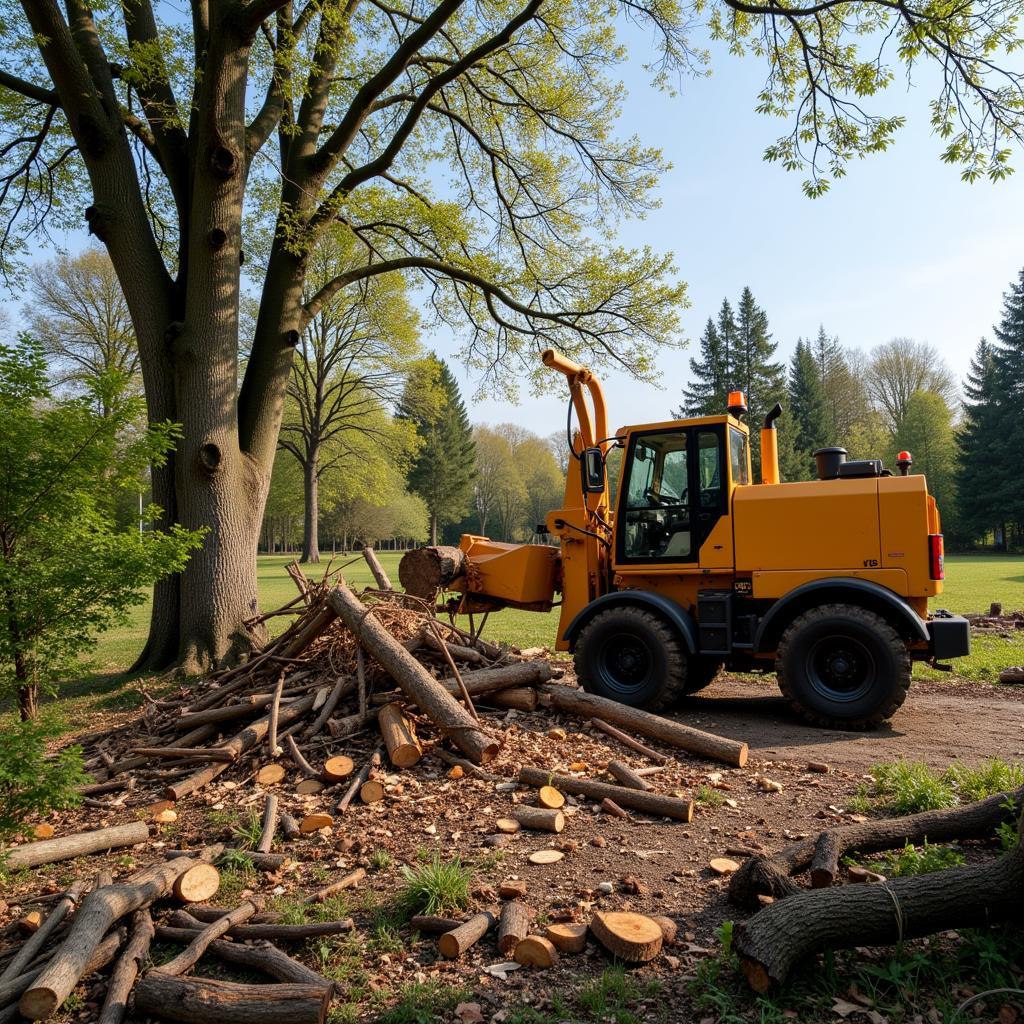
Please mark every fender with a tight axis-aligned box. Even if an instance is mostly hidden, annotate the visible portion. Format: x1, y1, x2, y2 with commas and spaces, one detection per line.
753, 577, 930, 653
561, 591, 698, 653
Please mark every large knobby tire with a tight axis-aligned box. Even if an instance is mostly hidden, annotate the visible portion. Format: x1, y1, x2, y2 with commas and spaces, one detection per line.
574, 606, 688, 710
682, 657, 724, 696
776, 603, 911, 729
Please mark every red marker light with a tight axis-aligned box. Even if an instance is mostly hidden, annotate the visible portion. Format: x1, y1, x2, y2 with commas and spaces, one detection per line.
727, 391, 748, 417
928, 534, 945, 580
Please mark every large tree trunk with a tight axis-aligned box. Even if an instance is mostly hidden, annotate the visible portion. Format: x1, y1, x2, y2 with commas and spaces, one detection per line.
301, 448, 320, 564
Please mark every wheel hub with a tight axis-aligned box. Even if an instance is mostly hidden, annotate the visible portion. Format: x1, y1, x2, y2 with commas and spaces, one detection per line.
806, 633, 876, 703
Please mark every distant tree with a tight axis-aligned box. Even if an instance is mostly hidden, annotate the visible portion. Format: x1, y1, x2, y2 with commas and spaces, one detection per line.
865, 339, 958, 434
957, 339, 1006, 547
0, 339, 200, 719
515, 435, 565, 537
991, 270, 1024, 547
896, 390, 958, 529
473, 426, 520, 537
278, 240, 420, 563
788, 339, 830, 479
678, 318, 729, 416
810, 326, 866, 447
27, 248, 139, 416
400, 358, 476, 545
731, 288, 786, 472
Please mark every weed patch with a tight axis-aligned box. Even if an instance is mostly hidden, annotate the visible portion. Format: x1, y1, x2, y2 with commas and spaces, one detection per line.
397, 853, 471, 917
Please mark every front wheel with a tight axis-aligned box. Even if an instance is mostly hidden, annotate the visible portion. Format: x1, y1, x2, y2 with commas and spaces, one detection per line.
776, 603, 911, 729
574, 606, 688, 710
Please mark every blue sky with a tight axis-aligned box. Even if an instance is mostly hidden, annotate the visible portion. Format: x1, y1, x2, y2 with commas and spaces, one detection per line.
461, 28, 1024, 433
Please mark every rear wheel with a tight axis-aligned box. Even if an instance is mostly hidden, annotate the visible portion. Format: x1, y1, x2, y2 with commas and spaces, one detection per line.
776, 603, 910, 729
574, 606, 688, 710
679, 657, 724, 696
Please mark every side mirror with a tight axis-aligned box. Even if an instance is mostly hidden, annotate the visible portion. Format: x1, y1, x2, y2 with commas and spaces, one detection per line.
582, 447, 605, 493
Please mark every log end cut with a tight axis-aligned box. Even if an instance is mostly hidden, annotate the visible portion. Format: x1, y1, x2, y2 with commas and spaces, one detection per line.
589, 911, 663, 963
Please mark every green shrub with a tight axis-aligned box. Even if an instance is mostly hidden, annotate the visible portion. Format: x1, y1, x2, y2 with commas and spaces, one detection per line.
945, 759, 1024, 803
397, 853, 471, 917
866, 840, 965, 877
0, 714, 86, 846
870, 760, 956, 814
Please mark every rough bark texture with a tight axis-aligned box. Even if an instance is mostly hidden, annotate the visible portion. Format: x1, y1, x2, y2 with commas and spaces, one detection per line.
156, 902, 258, 976
0, 879, 86, 984
728, 786, 1023, 909
398, 546, 467, 599
19, 852, 213, 1019
543, 685, 748, 767
3, 822, 149, 870
498, 902, 531, 955
606, 761, 651, 791
437, 912, 495, 959
362, 547, 392, 590
96, 909, 154, 1024
519, 767, 693, 821
512, 806, 564, 833
589, 912, 663, 963
198, 940, 333, 986
735, 836, 1024, 992
377, 703, 422, 768
134, 974, 331, 1024
326, 585, 498, 763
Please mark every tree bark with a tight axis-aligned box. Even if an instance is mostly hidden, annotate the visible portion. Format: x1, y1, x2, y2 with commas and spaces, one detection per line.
2, 822, 150, 870
362, 547, 392, 590
398, 545, 466, 599
727, 786, 1023, 909
542, 685, 748, 767
498, 902, 531, 955
97, 909, 154, 1024
156, 902, 258, 977
134, 973, 331, 1024
326, 584, 498, 763
735, 828, 1024, 992
301, 450, 320, 564
519, 766, 693, 821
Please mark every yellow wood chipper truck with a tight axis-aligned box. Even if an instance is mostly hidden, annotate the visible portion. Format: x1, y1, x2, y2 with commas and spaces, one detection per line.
399, 349, 970, 729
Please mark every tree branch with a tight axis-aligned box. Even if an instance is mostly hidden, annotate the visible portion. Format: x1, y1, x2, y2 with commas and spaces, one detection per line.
0, 68, 59, 105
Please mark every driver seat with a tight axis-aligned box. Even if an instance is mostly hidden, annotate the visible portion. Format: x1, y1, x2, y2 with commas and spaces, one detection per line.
663, 530, 691, 556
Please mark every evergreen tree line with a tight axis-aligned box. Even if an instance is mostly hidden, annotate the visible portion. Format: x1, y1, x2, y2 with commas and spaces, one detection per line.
679, 287, 962, 536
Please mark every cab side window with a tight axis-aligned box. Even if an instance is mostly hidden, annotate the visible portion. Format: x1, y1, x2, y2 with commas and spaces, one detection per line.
730, 427, 749, 486
620, 432, 691, 560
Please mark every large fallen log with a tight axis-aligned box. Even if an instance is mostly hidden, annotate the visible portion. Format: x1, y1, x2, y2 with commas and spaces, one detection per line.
542, 685, 748, 767
519, 767, 693, 821
165, 910, 354, 941
373, 662, 555, 706
19, 849, 219, 1019
734, 811, 1024, 992
327, 584, 498, 764
2, 821, 150, 870
157, 902, 259, 976
0, 879, 87, 984
134, 973, 332, 1024
196, 940, 333, 987
728, 786, 1024, 908
398, 546, 466, 599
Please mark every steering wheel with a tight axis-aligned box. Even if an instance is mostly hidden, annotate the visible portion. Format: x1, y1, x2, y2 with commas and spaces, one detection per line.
645, 486, 678, 507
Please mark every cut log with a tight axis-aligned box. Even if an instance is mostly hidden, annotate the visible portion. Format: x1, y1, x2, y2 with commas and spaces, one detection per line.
362, 547, 393, 590
409, 915, 462, 934
437, 911, 495, 959
398, 545, 467, 599
495, 818, 521, 835
546, 922, 588, 953
422, 629, 488, 666
375, 662, 555, 706
156, 901, 259, 976
172, 863, 221, 904
280, 814, 301, 841
19, 850, 217, 1019
519, 767, 693, 822
153, 809, 178, 824
161, 915, 354, 942
0, 879, 87, 985
134, 973, 331, 1024
378, 703, 422, 769
601, 798, 629, 819
527, 849, 563, 865
588, 718, 669, 764
498, 901, 531, 955
306, 868, 365, 903
167, 849, 285, 873
322, 756, 355, 782
336, 749, 382, 815
606, 761, 651, 791
709, 858, 739, 876
652, 916, 677, 944
328, 584, 498, 764
257, 794, 278, 854
2, 821, 149, 870
728, 785, 1024, 909
513, 935, 558, 968
296, 780, 324, 795
31, 824, 54, 839
589, 911, 663, 963
486, 687, 539, 712
734, 813, 1024, 993
360, 778, 386, 804
326, 710, 376, 740
299, 814, 334, 834
513, 806, 564, 833
256, 764, 287, 786
267, 674, 285, 756
97, 909, 154, 1024
537, 786, 565, 809
131, 746, 237, 763
544, 685, 747, 767
304, 676, 354, 739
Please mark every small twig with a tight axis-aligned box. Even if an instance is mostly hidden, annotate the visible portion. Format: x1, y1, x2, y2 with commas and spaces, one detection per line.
426, 619, 479, 722
336, 747, 382, 815
285, 735, 320, 779
267, 673, 284, 756
357, 646, 367, 719
257, 794, 279, 854
432, 748, 503, 783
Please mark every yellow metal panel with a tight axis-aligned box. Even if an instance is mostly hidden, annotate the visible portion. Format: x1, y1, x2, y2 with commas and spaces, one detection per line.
460, 537, 559, 606
734, 479, 880, 571
879, 476, 941, 599
751, 569, 909, 600
699, 514, 734, 569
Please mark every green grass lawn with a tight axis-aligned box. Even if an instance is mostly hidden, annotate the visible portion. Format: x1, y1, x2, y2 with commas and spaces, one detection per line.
88, 551, 1024, 678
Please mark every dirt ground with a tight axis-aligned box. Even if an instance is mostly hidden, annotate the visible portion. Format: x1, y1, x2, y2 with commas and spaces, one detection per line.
4, 670, 1023, 1023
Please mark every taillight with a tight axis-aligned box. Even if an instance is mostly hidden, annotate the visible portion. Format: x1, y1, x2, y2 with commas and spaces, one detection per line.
929, 534, 945, 580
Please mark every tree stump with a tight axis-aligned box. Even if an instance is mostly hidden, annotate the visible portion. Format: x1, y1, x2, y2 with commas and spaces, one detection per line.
589, 912, 663, 963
